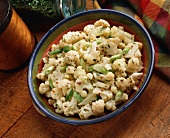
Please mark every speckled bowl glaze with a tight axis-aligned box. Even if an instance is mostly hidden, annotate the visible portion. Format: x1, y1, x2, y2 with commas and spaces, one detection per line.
28, 9, 154, 125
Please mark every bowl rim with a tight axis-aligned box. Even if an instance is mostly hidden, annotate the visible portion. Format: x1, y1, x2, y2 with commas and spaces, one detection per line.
28, 9, 155, 125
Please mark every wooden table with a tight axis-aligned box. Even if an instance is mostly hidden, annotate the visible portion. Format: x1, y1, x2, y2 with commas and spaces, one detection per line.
0, 1, 170, 137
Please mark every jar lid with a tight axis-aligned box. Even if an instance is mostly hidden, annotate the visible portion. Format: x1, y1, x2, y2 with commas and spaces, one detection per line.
0, 0, 12, 34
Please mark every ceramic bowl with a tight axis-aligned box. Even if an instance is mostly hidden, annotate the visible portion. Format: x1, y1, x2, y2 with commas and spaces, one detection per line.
28, 9, 154, 125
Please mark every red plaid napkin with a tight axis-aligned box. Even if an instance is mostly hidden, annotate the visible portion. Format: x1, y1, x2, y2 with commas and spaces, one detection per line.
102, 0, 170, 82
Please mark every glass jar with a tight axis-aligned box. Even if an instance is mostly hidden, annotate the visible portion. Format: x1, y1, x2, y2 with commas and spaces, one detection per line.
10, 0, 86, 22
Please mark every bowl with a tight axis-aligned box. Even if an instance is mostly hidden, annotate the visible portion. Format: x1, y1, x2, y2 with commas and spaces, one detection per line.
28, 9, 154, 125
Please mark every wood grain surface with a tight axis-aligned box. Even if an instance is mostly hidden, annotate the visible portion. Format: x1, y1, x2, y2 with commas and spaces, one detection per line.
0, 1, 170, 138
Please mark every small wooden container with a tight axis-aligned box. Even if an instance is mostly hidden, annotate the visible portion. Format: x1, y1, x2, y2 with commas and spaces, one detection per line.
0, 0, 36, 70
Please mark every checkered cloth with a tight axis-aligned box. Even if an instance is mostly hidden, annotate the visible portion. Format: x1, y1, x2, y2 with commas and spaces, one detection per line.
102, 0, 170, 82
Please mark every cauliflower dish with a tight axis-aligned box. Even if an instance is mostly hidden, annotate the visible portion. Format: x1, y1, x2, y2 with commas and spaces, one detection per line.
36, 19, 143, 119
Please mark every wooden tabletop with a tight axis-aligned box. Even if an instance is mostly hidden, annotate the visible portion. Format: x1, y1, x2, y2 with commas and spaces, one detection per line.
0, 1, 170, 138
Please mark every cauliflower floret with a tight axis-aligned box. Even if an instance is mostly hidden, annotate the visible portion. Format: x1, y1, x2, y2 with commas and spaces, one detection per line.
110, 84, 118, 94
54, 79, 71, 96
75, 76, 93, 94
64, 50, 80, 66
63, 97, 80, 116
105, 100, 116, 111
84, 41, 100, 65
127, 57, 142, 72
54, 99, 64, 114
93, 72, 106, 82
74, 66, 86, 79
112, 58, 127, 72
39, 83, 50, 94
123, 32, 134, 44
104, 63, 112, 70
84, 24, 95, 35
51, 44, 60, 51
62, 31, 87, 44
87, 73, 93, 80
94, 19, 110, 28
93, 81, 110, 89
92, 99, 105, 114
115, 77, 130, 91
79, 104, 95, 119
50, 87, 63, 100
48, 68, 64, 81
37, 72, 45, 81
93, 87, 113, 102
66, 66, 75, 74
55, 57, 66, 67
105, 72, 115, 80
42, 57, 49, 64
110, 26, 124, 41
104, 38, 121, 56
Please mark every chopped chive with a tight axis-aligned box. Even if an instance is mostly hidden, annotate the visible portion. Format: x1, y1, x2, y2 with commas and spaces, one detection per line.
84, 42, 92, 47
88, 65, 94, 72
49, 78, 54, 89
115, 90, 123, 101
48, 49, 62, 55
96, 39, 102, 44
72, 45, 77, 50
110, 54, 122, 62
65, 88, 74, 101
80, 58, 86, 69
73, 92, 84, 103
60, 66, 67, 72
122, 47, 130, 55
99, 67, 108, 74
63, 46, 71, 52
45, 66, 54, 75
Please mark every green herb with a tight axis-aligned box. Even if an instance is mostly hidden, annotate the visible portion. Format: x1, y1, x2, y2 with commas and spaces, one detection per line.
110, 54, 122, 62
73, 92, 84, 103
60, 66, 67, 72
80, 58, 86, 70
63, 46, 71, 52
115, 90, 123, 101
88, 65, 94, 72
48, 49, 62, 55
65, 88, 74, 101
45, 66, 54, 75
72, 45, 77, 50
122, 47, 130, 55
49, 78, 54, 89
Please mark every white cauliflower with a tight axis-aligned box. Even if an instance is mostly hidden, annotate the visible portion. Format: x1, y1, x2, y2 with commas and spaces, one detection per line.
54, 79, 71, 96
94, 19, 110, 28
48, 68, 64, 81
127, 57, 143, 72
110, 26, 124, 41
115, 77, 130, 91
50, 87, 63, 100
66, 66, 75, 74
84, 41, 100, 65
74, 66, 86, 79
93, 87, 113, 102
84, 24, 95, 35
105, 100, 116, 111
110, 84, 118, 94
64, 50, 80, 66
63, 97, 80, 116
123, 32, 134, 44
92, 99, 105, 114
36, 72, 45, 81
93, 81, 110, 89
105, 72, 115, 80
112, 58, 127, 72
54, 99, 64, 114
62, 31, 87, 44
75, 76, 93, 94
79, 104, 95, 119
39, 83, 50, 94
